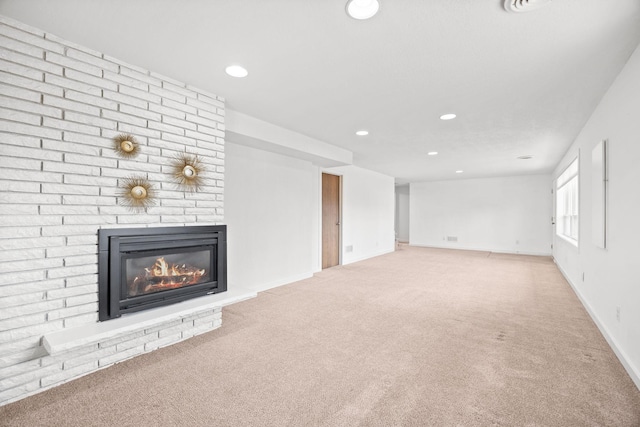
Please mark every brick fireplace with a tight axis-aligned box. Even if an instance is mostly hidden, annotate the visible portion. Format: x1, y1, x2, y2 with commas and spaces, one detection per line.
98, 225, 227, 320
0, 15, 236, 405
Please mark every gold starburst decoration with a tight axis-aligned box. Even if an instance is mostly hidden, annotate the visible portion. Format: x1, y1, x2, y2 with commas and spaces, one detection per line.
113, 134, 140, 158
119, 176, 156, 211
171, 153, 205, 192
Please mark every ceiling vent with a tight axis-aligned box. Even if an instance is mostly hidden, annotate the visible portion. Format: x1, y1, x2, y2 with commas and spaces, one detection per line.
504, 0, 552, 13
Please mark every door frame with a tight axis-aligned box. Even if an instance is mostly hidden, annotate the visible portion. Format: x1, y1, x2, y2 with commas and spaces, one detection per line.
319, 171, 342, 269
551, 180, 556, 253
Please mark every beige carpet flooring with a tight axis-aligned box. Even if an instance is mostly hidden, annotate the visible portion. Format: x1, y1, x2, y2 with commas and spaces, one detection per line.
1, 246, 639, 426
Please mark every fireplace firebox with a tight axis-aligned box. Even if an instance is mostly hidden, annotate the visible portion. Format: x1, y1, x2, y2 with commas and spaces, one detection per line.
98, 225, 227, 321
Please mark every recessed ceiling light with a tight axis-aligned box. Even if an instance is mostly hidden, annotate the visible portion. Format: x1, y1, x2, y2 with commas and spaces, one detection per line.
427, 151, 438, 156
517, 155, 534, 160
440, 113, 457, 120
346, 0, 380, 20
356, 130, 369, 136
225, 65, 248, 78
455, 170, 464, 174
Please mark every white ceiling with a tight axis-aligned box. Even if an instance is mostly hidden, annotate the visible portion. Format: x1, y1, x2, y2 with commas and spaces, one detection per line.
2, 0, 639, 183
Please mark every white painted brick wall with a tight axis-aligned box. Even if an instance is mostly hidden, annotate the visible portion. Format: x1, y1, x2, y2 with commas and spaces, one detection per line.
0, 15, 225, 406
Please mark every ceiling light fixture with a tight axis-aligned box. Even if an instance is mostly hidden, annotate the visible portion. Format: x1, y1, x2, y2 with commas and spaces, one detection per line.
427, 151, 438, 156
346, 0, 380, 20
455, 170, 464, 174
517, 155, 534, 160
356, 130, 369, 136
225, 65, 248, 78
440, 113, 456, 120
504, 0, 553, 13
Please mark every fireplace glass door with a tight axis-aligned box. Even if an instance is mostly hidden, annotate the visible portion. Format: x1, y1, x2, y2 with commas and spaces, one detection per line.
124, 248, 213, 299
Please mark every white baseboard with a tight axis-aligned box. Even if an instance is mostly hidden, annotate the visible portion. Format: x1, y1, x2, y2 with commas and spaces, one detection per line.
247, 272, 314, 294
342, 248, 395, 265
554, 260, 640, 391
409, 243, 552, 257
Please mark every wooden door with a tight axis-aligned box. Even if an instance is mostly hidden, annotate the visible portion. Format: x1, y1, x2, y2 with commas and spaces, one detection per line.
322, 173, 340, 269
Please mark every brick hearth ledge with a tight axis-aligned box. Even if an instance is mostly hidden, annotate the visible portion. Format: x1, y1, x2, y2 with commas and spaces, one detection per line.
43, 287, 256, 355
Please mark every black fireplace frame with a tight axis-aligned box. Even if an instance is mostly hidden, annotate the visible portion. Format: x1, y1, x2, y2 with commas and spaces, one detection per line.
98, 225, 227, 321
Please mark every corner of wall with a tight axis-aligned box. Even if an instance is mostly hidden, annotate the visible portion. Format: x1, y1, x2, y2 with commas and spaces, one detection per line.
554, 260, 640, 391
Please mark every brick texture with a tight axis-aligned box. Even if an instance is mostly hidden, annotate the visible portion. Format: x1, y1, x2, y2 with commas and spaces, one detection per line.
0, 15, 224, 406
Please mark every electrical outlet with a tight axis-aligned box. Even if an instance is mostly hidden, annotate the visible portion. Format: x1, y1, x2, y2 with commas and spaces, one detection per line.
582, 272, 585, 282
345, 245, 353, 253
515, 240, 519, 245
616, 307, 621, 322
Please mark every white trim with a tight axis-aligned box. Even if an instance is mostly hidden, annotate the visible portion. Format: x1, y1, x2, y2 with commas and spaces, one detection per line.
556, 233, 578, 247
557, 156, 579, 187
409, 243, 552, 257
554, 260, 640, 391
248, 272, 314, 293
342, 248, 396, 265
555, 155, 580, 244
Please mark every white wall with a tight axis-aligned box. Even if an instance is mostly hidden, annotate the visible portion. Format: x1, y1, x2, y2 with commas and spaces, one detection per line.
225, 148, 396, 288
410, 175, 552, 255
395, 185, 410, 242
324, 165, 396, 265
553, 43, 640, 388
225, 142, 317, 292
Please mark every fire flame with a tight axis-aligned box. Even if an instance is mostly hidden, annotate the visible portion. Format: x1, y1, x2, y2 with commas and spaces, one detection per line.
129, 257, 207, 296
145, 257, 205, 281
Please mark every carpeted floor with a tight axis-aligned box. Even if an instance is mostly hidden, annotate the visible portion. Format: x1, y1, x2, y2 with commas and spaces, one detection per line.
1, 246, 639, 426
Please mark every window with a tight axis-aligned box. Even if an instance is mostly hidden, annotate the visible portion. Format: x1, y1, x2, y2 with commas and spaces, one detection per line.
556, 158, 579, 245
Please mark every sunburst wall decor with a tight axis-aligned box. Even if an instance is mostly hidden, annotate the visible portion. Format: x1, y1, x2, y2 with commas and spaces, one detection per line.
171, 153, 205, 192
113, 134, 140, 158
119, 176, 156, 211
